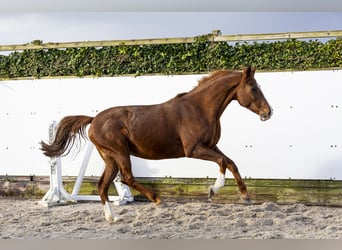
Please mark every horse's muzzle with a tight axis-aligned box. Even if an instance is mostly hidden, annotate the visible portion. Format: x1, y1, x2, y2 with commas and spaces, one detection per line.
260, 108, 273, 121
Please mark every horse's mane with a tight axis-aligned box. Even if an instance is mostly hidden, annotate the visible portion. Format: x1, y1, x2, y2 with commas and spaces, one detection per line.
175, 92, 188, 98
174, 70, 239, 99
198, 70, 237, 86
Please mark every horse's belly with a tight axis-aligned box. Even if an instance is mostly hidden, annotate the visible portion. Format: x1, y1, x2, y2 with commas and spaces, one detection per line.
128, 137, 185, 160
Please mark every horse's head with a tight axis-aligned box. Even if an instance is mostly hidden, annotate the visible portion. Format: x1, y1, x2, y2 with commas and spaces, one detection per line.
235, 66, 272, 121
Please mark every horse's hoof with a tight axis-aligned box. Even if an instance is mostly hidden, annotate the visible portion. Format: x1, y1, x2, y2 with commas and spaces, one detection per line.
113, 216, 123, 222
154, 196, 162, 205
105, 214, 114, 222
104, 201, 121, 222
242, 197, 252, 205
105, 215, 122, 222
208, 188, 215, 201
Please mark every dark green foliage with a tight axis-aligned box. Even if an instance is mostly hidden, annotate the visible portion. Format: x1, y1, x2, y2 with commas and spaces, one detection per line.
0, 36, 341, 78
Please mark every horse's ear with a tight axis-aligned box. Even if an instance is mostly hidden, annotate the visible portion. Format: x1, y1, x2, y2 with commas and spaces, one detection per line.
242, 66, 256, 80
251, 67, 256, 77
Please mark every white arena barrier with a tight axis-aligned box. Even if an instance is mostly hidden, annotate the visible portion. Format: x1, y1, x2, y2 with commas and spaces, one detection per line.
0, 70, 341, 180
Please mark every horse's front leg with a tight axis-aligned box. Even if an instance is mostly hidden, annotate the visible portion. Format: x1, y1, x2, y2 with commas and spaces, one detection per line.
208, 171, 226, 200
212, 146, 250, 203
189, 144, 251, 203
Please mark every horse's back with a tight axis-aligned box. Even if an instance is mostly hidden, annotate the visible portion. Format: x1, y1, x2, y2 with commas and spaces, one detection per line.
89, 104, 186, 159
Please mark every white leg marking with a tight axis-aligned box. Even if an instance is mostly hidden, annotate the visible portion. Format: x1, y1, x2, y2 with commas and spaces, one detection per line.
211, 173, 225, 194
103, 201, 121, 222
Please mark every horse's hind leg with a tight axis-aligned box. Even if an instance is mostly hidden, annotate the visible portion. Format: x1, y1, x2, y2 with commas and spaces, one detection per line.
115, 154, 161, 204
97, 153, 120, 222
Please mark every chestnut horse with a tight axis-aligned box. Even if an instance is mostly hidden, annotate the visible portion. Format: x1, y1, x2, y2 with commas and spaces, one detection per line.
40, 66, 272, 221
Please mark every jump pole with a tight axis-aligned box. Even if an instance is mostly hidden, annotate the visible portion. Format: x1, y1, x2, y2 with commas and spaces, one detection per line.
39, 121, 133, 207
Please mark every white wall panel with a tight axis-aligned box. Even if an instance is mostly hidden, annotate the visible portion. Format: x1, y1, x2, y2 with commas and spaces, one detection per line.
0, 70, 341, 179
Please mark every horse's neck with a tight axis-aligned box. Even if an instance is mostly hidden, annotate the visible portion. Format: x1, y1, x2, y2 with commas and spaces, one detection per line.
189, 75, 240, 119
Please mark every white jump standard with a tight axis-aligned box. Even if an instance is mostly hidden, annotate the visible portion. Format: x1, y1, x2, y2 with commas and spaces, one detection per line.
39, 121, 75, 207
39, 121, 133, 209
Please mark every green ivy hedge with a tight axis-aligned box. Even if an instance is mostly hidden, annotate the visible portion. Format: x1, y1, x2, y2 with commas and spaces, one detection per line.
0, 36, 341, 78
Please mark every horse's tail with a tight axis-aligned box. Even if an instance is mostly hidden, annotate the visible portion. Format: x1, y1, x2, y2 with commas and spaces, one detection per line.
40, 115, 93, 158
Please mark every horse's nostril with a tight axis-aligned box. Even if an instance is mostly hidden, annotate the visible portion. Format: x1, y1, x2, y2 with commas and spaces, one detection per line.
269, 108, 273, 117
260, 108, 272, 121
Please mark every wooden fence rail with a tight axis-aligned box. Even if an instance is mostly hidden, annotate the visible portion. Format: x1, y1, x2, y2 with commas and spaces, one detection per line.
0, 30, 341, 52
1, 175, 341, 206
